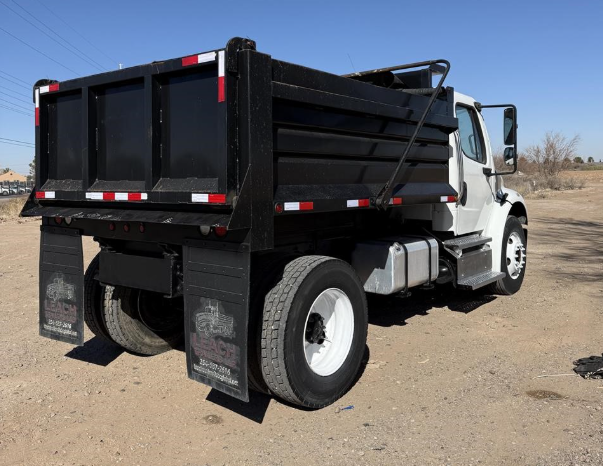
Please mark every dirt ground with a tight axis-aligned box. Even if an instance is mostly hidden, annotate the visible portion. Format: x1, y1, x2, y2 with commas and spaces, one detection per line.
1, 171, 602, 466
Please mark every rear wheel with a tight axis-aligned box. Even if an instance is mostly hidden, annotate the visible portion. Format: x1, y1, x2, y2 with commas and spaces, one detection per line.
83, 254, 114, 343
103, 286, 184, 355
261, 256, 368, 408
489, 216, 527, 295
247, 253, 296, 394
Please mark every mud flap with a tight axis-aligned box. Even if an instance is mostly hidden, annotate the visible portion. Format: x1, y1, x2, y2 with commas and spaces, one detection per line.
39, 227, 84, 345
183, 243, 250, 402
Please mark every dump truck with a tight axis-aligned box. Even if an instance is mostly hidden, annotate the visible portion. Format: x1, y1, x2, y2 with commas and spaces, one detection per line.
22, 37, 527, 409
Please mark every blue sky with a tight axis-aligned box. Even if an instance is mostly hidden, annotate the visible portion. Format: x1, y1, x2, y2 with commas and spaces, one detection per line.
1, 0, 602, 174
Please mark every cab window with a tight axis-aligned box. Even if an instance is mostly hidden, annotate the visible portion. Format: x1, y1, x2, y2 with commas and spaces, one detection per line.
456, 105, 486, 164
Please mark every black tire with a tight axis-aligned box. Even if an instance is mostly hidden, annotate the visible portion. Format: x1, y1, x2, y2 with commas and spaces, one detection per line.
83, 254, 114, 343
489, 216, 527, 295
103, 286, 184, 355
247, 253, 296, 394
261, 256, 368, 408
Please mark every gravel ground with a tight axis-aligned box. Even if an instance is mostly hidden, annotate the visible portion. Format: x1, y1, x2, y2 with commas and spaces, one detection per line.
0, 171, 602, 466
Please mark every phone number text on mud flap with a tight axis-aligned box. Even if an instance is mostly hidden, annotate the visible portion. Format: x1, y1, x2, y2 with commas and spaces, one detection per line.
196, 359, 232, 376
47, 319, 72, 329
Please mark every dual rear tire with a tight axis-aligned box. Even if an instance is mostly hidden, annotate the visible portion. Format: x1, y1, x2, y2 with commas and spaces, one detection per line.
83, 254, 183, 355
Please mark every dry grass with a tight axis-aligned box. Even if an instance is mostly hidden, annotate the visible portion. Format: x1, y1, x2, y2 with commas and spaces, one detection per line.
576, 164, 603, 171
503, 173, 585, 198
0, 197, 27, 222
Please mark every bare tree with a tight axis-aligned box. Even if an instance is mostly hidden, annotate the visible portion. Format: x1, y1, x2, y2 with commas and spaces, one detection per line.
524, 132, 580, 177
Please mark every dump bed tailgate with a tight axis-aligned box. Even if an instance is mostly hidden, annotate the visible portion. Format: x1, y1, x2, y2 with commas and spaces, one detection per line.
34, 49, 230, 206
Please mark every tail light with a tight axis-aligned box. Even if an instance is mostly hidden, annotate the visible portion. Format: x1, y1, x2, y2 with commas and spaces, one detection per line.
214, 225, 228, 237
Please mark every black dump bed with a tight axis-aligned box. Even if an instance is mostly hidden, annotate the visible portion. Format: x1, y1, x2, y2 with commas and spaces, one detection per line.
24, 37, 458, 249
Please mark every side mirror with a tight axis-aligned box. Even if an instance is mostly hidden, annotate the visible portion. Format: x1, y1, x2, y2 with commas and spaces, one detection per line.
504, 108, 516, 145
504, 147, 515, 166
479, 102, 518, 176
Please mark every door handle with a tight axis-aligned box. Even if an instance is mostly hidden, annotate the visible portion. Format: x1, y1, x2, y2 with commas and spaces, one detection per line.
461, 182, 467, 206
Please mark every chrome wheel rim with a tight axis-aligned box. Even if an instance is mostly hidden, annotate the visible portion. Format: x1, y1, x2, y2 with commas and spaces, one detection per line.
506, 231, 526, 279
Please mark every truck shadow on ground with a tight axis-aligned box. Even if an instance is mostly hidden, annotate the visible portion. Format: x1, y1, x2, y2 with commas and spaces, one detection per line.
368, 286, 496, 327
66, 337, 370, 422
533, 217, 603, 283
204, 344, 371, 423
205, 389, 272, 423
65, 336, 125, 366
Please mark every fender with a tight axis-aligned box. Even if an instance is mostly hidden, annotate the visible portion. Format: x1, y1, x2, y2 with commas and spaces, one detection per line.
483, 187, 528, 273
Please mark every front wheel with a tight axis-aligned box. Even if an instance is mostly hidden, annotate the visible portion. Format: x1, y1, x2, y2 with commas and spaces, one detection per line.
260, 256, 368, 409
489, 216, 527, 295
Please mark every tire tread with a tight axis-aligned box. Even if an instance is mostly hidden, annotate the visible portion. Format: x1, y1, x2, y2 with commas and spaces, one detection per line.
103, 286, 181, 355
83, 254, 114, 343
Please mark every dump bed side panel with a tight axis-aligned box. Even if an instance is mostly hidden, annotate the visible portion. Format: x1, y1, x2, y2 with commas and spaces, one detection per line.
271, 60, 457, 208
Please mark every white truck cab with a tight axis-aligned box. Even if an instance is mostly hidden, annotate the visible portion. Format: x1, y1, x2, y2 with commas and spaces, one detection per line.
429, 91, 527, 294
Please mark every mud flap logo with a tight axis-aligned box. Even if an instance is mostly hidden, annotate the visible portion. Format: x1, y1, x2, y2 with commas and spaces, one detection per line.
46, 277, 75, 302
190, 298, 241, 389
195, 301, 235, 338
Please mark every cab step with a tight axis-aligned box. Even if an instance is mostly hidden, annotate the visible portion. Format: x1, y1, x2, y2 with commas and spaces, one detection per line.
443, 234, 492, 252
457, 270, 505, 290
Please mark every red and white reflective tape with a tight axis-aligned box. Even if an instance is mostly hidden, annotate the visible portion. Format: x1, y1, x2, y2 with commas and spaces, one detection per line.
35, 191, 55, 199
36, 83, 60, 126
191, 193, 227, 204
389, 197, 402, 205
34, 88, 40, 126
441, 195, 457, 203
346, 199, 369, 208
284, 201, 314, 211
181, 51, 216, 67
85, 192, 148, 201
218, 50, 225, 103
39, 83, 60, 94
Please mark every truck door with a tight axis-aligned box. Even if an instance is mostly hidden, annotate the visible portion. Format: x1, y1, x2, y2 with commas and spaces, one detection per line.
454, 98, 495, 235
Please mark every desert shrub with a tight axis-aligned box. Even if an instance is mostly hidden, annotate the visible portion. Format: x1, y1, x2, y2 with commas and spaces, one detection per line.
524, 132, 580, 177
494, 132, 584, 197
